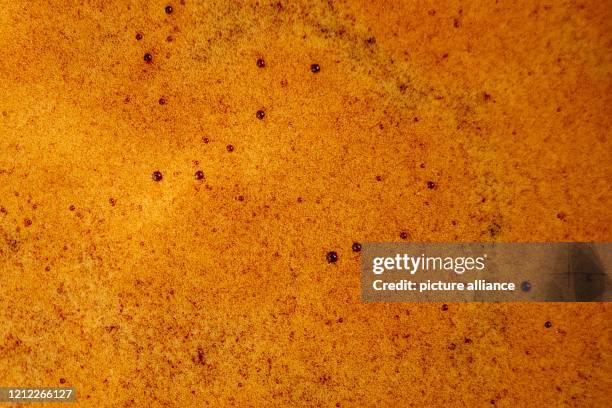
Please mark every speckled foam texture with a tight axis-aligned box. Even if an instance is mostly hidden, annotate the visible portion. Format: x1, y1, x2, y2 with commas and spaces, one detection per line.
0, 1, 610, 407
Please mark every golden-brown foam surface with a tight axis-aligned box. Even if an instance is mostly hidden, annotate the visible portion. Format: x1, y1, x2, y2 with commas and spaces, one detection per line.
0, 1, 610, 406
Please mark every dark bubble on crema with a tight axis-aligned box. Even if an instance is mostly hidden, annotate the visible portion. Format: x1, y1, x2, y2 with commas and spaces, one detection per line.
326, 251, 338, 263
152, 171, 163, 182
